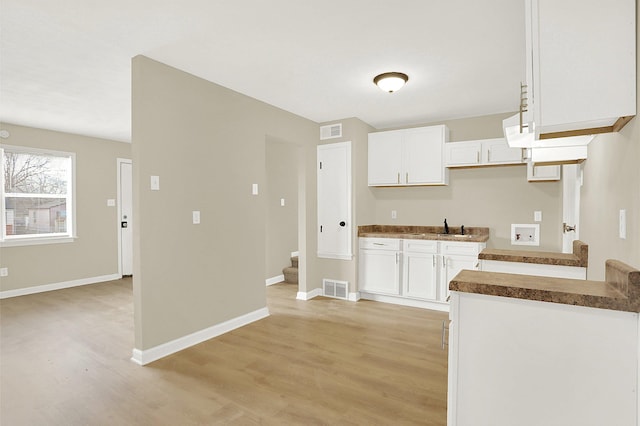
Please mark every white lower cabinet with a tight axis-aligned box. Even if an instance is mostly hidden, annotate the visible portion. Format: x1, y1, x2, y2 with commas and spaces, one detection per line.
402, 240, 438, 300
448, 291, 638, 426
358, 238, 400, 295
359, 238, 485, 309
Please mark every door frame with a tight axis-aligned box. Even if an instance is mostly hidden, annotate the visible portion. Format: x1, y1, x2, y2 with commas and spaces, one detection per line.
117, 158, 133, 277
562, 164, 582, 253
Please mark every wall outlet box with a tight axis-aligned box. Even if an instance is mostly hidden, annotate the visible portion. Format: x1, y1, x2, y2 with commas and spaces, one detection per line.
192, 211, 200, 224
252, 183, 259, 195
511, 224, 540, 246
107, 199, 116, 207
391, 210, 397, 219
0, 267, 8, 277
534, 211, 542, 222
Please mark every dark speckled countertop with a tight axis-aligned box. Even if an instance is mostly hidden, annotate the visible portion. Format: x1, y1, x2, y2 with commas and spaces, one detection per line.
450, 259, 640, 313
479, 240, 588, 267
358, 225, 489, 243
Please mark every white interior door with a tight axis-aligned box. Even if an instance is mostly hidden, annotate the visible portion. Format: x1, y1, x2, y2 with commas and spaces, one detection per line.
118, 159, 133, 276
317, 142, 352, 260
562, 164, 581, 253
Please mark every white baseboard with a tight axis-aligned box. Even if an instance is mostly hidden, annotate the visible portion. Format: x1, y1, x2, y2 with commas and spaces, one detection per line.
296, 288, 322, 300
265, 275, 285, 286
291, 251, 299, 257
131, 306, 270, 366
348, 292, 360, 302
359, 292, 450, 312
0, 273, 122, 299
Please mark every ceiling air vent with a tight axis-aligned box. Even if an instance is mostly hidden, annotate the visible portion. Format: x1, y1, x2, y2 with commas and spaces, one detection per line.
320, 123, 342, 140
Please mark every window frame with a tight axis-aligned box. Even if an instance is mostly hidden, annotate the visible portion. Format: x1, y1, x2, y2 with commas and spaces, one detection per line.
1, 144, 77, 247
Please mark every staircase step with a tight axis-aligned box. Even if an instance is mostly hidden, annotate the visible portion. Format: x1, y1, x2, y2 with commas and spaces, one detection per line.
283, 266, 298, 284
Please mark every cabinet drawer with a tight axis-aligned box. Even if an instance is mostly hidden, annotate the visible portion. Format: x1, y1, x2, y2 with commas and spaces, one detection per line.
440, 241, 483, 256
403, 239, 438, 253
359, 237, 401, 250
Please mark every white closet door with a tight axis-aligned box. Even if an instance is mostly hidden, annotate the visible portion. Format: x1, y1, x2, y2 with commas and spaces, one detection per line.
317, 142, 352, 260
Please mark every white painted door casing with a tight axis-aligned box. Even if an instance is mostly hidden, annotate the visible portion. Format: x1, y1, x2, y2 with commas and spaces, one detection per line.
118, 159, 133, 276
317, 142, 352, 260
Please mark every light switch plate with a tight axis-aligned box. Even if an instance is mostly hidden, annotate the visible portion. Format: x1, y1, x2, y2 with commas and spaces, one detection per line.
252, 183, 259, 195
150, 175, 160, 191
192, 211, 200, 225
534, 211, 542, 222
391, 210, 397, 219
280, 198, 285, 206
619, 209, 626, 239
107, 199, 116, 207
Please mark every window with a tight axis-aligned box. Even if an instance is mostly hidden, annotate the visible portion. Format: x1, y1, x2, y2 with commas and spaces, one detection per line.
1, 145, 76, 246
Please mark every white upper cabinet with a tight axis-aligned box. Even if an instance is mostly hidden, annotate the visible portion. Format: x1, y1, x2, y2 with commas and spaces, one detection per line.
446, 138, 524, 167
513, 0, 636, 141
368, 125, 449, 186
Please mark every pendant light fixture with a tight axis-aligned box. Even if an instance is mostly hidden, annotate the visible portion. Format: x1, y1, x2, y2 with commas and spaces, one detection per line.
373, 72, 409, 93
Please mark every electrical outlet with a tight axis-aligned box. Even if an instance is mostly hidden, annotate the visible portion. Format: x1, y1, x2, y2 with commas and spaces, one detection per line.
192, 211, 201, 225
534, 211, 542, 222
0, 267, 8, 277
391, 210, 397, 219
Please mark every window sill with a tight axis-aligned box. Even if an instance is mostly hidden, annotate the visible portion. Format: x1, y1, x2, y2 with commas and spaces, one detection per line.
1, 236, 77, 248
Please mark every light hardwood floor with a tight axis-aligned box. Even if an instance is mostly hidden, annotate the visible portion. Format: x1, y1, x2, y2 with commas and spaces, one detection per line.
0, 279, 448, 425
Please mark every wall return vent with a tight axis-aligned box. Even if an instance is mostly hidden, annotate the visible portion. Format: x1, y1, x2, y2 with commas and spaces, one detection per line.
323, 279, 348, 300
320, 123, 342, 140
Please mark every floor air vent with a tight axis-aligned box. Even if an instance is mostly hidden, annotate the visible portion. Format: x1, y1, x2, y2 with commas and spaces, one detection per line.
323, 279, 348, 300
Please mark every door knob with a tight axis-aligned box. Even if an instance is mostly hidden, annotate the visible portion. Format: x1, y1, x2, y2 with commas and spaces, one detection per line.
339, 221, 346, 227
563, 222, 576, 233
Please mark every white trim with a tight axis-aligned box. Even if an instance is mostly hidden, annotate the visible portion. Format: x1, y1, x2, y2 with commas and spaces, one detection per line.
0, 273, 121, 299
130, 307, 270, 366
359, 291, 450, 312
0, 235, 77, 247
291, 251, 299, 258
265, 275, 284, 286
296, 288, 323, 300
317, 252, 353, 261
116, 158, 132, 277
348, 292, 360, 302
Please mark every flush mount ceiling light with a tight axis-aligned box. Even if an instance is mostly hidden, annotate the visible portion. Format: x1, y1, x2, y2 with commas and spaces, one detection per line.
373, 72, 409, 93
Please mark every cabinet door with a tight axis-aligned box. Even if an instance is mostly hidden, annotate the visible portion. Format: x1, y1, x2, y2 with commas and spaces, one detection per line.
403, 126, 447, 185
368, 131, 402, 185
358, 249, 400, 295
441, 255, 478, 301
445, 141, 481, 167
482, 138, 523, 164
403, 252, 437, 300
530, 0, 635, 134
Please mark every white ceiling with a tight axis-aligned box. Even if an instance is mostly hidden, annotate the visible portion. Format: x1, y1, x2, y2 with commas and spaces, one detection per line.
0, 0, 526, 143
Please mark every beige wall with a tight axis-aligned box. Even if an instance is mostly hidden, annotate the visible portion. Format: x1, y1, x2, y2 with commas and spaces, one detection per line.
580, 5, 640, 280
370, 113, 563, 251
265, 137, 299, 279
131, 56, 318, 350
0, 123, 131, 291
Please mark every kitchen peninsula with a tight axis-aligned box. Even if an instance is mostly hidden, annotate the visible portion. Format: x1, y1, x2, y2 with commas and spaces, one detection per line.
447, 259, 640, 426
